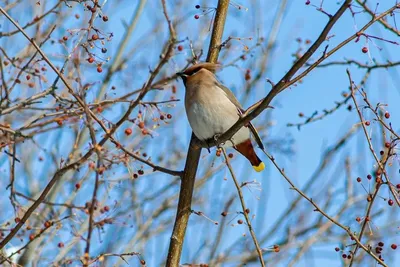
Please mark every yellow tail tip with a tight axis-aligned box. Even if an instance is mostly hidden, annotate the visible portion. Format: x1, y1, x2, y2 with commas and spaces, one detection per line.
253, 162, 265, 172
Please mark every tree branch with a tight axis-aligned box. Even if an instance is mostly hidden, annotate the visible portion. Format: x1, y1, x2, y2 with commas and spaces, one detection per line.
166, 0, 230, 265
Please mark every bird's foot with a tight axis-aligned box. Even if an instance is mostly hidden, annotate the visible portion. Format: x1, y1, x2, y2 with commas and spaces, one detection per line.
213, 134, 224, 148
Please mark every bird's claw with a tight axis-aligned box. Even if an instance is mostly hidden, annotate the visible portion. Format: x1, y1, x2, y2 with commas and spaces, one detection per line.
213, 134, 224, 148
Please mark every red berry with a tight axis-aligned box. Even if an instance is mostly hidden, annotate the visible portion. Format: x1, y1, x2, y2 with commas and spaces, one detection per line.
237, 219, 243, 224
378, 242, 384, 247
391, 244, 397, 250
167, 114, 172, 119
87, 57, 95, 63
160, 115, 165, 120
194, 14, 200, 19
102, 15, 108, 22
104, 206, 110, 212
305, 0, 310, 5
97, 66, 103, 73
133, 173, 138, 179
384, 112, 390, 119
385, 142, 390, 148
58, 242, 64, 248
362, 47, 368, 53
356, 177, 361, 182
26, 75, 31, 80
29, 234, 35, 241
365, 121, 370, 126
140, 260, 146, 265
177, 45, 183, 51
63, 36, 68, 41
195, 4, 200, 9
335, 247, 340, 252
221, 211, 227, 216
342, 253, 347, 259
92, 34, 99, 40
228, 153, 233, 158
388, 199, 394, 206
125, 128, 132, 135
138, 169, 144, 175
89, 162, 95, 169
396, 184, 400, 189
138, 121, 145, 129
75, 183, 81, 190
367, 174, 372, 180
44, 221, 51, 228
356, 217, 361, 222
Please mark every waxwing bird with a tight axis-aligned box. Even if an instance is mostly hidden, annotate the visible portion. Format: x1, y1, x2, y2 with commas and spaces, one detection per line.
177, 62, 265, 172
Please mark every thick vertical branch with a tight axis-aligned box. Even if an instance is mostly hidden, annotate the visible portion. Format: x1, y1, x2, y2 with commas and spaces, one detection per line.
166, 0, 230, 266
165, 135, 201, 266
206, 0, 230, 63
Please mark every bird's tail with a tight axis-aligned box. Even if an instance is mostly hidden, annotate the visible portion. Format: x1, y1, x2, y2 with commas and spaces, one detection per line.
234, 139, 265, 172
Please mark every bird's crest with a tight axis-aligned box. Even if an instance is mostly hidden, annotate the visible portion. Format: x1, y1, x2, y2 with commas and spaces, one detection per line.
182, 62, 221, 76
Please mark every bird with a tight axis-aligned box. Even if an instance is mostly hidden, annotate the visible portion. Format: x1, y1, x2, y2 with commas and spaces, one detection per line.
177, 62, 265, 172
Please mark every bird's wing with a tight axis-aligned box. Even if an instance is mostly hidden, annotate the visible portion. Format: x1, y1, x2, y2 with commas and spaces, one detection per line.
215, 81, 243, 108
246, 121, 264, 150
216, 81, 265, 150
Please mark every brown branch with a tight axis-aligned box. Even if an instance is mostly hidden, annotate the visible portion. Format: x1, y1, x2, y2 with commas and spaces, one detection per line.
347, 69, 399, 265
83, 158, 101, 266
209, 1, 399, 149
315, 59, 400, 69
0, 6, 111, 135
14, 192, 85, 210
0, 1, 61, 38
222, 148, 265, 267
0, 2, 180, 250
347, 69, 400, 207
166, 134, 202, 266
0, 216, 71, 265
114, 141, 182, 177
166, 0, 230, 266
287, 70, 371, 129
262, 149, 387, 267
89, 251, 141, 266
356, 0, 400, 36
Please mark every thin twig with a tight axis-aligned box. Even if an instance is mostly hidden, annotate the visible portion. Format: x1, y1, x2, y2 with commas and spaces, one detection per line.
222, 148, 265, 267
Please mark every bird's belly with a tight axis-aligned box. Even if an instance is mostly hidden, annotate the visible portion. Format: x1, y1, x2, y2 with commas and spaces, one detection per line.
187, 102, 249, 147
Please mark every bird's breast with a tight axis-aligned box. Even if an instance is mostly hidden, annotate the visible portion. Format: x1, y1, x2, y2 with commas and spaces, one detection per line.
185, 85, 249, 145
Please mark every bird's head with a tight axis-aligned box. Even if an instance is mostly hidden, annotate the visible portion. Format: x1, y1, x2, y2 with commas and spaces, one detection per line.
176, 62, 221, 85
